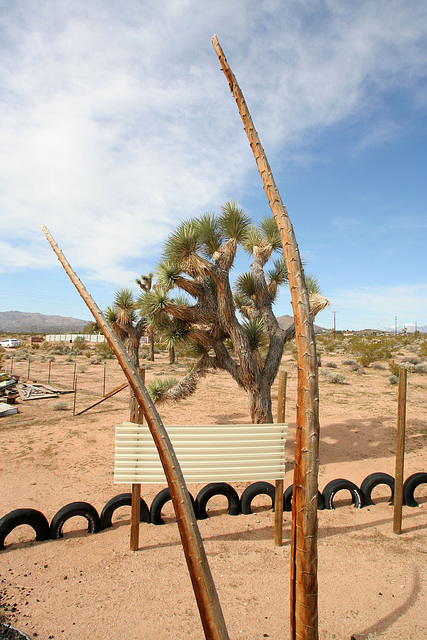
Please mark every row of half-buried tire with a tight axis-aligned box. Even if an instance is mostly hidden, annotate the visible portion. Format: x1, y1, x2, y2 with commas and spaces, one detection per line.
0, 472, 426, 549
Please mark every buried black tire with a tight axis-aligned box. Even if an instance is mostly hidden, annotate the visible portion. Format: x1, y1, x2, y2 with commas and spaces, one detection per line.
283, 485, 325, 512
403, 472, 427, 507
150, 488, 196, 525
195, 483, 240, 519
0, 622, 32, 639
49, 502, 100, 539
360, 472, 395, 506
0, 509, 50, 550
100, 493, 150, 529
240, 481, 275, 515
323, 479, 363, 510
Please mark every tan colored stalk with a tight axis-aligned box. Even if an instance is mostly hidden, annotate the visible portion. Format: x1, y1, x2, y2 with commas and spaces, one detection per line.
42, 226, 229, 640
212, 36, 319, 640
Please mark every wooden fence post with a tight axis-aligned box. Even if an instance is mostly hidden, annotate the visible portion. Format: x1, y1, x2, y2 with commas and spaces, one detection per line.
275, 371, 287, 547
130, 367, 145, 551
393, 367, 407, 535
73, 376, 77, 417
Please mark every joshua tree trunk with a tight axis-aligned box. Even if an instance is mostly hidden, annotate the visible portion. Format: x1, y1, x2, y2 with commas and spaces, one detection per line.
149, 328, 155, 361
248, 381, 273, 424
213, 36, 319, 640
127, 335, 140, 422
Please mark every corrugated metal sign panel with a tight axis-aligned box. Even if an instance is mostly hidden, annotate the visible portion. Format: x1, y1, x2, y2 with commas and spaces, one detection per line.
114, 422, 287, 484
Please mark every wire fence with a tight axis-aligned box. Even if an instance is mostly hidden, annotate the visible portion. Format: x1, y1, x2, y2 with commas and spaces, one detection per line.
2, 356, 129, 416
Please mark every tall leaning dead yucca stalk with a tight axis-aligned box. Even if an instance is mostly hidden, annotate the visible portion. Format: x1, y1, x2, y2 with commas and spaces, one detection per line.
42, 225, 230, 640
212, 36, 320, 640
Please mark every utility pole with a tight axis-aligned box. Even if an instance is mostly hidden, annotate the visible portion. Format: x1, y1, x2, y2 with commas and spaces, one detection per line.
332, 311, 337, 340
395, 316, 398, 336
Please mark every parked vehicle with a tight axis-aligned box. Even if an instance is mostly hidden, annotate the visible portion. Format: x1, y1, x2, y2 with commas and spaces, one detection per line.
1, 338, 20, 348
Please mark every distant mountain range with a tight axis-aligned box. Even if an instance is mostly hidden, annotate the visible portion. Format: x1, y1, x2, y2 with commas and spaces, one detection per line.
2, 311, 321, 334
1, 310, 424, 335
0, 311, 89, 333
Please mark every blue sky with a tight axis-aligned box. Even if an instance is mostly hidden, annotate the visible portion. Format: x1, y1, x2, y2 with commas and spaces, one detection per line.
1, 1, 426, 332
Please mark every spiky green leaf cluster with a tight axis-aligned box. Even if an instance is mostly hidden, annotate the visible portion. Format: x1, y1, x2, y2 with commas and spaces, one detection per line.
162, 220, 201, 265
147, 377, 178, 403
161, 318, 190, 349
241, 317, 268, 351
196, 213, 223, 258
218, 201, 251, 241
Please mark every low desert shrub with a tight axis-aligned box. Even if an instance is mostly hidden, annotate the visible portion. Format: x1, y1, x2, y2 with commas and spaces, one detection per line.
325, 372, 345, 384
414, 363, 427, 374
371, 362, 386, 370
388, 360, 400, 377
95, 342, 115, 359
73, 337, 89, 351
401, 356, 421, 365
139, 346, 150, 360
50, 347, 65, 355
14, 354, 28, 362
389, 375, 399, 385
419, 340, 427, 359
52, 400, 68, 411
346, 335, 394, 366
317, 335, 336, 352
325, 362, 337, 368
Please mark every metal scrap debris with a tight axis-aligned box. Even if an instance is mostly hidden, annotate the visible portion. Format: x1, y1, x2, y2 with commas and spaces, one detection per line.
0, 374, 73, 412
16, 382, 74, 401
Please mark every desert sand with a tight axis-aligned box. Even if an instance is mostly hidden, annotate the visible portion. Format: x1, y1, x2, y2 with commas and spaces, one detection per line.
0, 345, 426, 640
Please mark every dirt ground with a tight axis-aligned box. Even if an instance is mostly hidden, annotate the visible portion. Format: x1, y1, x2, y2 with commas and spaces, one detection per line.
0, 343, 426, 640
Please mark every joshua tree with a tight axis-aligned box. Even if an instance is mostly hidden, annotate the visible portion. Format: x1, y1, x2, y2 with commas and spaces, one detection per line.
138, 201, 328, 423
83, 320, 100, 334
105, 288, 145, 420
136, 272, 156, 360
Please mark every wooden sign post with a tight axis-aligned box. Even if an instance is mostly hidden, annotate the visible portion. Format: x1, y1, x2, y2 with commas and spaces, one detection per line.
130, 367, 145, 551
275, 370, 287, 547
393, 367, 407, 535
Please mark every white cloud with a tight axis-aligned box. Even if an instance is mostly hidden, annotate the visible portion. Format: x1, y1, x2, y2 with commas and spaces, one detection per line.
1, 1, 427, 290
